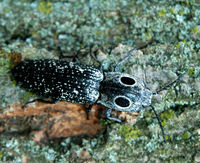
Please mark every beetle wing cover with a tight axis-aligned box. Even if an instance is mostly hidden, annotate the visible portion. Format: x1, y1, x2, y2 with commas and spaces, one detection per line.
11, 59, 103, 104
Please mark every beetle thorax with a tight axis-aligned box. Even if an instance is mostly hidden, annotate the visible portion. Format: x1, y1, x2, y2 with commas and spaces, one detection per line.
97, 72, 153, 112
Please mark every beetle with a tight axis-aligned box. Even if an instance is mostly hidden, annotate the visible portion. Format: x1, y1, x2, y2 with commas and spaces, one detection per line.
11, 48, 187, 142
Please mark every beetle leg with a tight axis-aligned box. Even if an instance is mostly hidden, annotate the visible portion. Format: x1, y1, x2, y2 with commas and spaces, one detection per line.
59, 53, 78, 62
106, 108, 121, 123
22, 98, 58, 110
86, 104, 93, 120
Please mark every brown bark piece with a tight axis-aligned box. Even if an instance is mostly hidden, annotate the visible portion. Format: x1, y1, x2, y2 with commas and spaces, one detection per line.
0, 101, 139, 143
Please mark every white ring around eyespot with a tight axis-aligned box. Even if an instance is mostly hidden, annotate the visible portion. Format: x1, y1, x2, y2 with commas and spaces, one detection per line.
119, 74, 137, 86
113, 95, 132, 109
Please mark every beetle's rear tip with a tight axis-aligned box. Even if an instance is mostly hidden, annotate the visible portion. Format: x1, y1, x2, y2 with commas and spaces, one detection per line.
9, 52, 23, 69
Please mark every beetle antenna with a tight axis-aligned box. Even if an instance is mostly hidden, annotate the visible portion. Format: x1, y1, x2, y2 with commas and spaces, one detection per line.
114, 40, 158, 72
150, 105, 166, 143
114, 48, 136, 72
153, 71, 188, 95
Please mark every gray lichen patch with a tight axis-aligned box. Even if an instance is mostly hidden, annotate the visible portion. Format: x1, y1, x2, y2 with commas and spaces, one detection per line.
0, 1, 199, 54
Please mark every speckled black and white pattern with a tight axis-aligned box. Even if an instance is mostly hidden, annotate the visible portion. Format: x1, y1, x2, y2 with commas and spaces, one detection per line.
12, 59, 104, 104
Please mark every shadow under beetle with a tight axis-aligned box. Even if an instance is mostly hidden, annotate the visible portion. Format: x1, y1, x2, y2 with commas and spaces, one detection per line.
11, 48, 187, 142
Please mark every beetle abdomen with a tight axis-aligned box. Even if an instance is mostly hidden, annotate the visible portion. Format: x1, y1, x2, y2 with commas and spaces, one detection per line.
11, 59, 104, 104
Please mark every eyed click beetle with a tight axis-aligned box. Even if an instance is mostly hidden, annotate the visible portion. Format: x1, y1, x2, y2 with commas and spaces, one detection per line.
11, 48, 187, 142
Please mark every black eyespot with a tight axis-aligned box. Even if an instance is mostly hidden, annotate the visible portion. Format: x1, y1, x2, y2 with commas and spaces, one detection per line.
115, 97, 130, 107
120, 76, 135, 85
